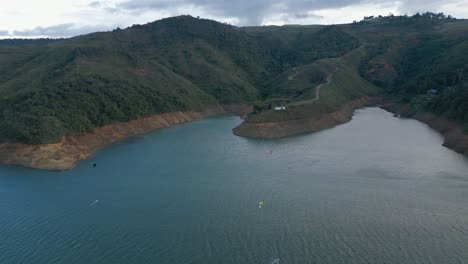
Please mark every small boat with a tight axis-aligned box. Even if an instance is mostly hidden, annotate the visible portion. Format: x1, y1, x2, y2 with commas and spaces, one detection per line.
258, 201, 264, 208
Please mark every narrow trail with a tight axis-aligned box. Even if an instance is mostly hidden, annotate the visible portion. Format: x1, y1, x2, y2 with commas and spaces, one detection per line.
288, 67, 300, 81
309, 67, 337, 102
288, 64, 338, 103
287, 44, 362, 104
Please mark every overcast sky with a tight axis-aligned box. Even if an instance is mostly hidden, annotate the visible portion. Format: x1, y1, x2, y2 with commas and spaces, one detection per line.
0, 0, 467, 38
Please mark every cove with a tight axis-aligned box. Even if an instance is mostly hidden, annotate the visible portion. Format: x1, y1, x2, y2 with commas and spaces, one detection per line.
0, 107, 467, 264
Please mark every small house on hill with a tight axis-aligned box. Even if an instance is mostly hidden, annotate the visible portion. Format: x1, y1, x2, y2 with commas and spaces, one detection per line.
274, 106, 287, 111
270, 98, 290, 111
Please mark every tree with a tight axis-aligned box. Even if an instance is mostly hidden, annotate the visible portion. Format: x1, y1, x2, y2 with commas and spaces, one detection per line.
253, 101, 266, 113
456, 68, 465, 89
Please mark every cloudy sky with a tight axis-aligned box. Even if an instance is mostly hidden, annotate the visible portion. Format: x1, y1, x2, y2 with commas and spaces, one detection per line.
0, 0, 467, 38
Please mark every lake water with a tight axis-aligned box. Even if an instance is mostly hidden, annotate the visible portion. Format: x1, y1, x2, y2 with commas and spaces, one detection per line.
1, 107, 468, 264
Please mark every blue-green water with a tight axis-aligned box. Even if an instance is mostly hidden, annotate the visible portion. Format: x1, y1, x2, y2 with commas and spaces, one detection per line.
1, 107, 468, 264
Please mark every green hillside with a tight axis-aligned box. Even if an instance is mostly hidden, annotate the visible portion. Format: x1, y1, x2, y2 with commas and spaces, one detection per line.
248, 46, 381, 123
247, 13, 468, 129
0, 13, 467, 143
0, 16, 270, 143
356, 16, 468, 130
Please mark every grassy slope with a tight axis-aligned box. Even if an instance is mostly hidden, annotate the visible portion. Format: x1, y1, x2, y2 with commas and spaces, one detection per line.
248, 46, 380, 123
247, 17, 468, 129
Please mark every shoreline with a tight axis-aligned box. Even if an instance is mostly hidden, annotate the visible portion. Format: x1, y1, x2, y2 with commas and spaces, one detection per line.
0, 104, 252, 171
380, 102, 468, 158
233, 97, 382, 139
233, 97, 468, 159
1, 97, 466, 171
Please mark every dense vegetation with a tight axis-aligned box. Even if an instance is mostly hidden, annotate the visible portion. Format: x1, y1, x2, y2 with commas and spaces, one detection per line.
0, 13, 466, 143
357, 13, 468, 130
0, 38, 63, 46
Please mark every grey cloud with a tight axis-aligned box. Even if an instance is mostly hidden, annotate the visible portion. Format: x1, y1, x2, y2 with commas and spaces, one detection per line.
8, 0, 462, 39
104, 7, 120, 13
114, 0, 460, 25
89, 1, 120, 14
88, 1, 101, 8
116, 0, 364, 25
394, 0, 454, 13
294, 12, 323, 19
294, 13, 312, 19
12, 23, 117, 38
365, 0, 460, 14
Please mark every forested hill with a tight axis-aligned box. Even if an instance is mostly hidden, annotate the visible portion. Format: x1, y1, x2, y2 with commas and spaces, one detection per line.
357, 14, 468, 131
0, 16, 358, 143
0, 13, 467, 144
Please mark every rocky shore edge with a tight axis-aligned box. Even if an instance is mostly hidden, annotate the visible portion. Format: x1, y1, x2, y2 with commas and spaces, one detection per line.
0, 104, 252, 170
233, 97, 468, 159
233, 97, 382, 139
2, 96, 466, 171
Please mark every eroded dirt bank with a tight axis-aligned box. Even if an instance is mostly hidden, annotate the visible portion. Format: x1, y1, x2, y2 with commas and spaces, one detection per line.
0, 104, 251, 170
381, 103, 468, 157
234, 99, 468, 159
233, 97, 382, 139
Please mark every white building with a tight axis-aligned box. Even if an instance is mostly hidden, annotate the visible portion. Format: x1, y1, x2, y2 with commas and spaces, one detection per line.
274, 106, 287, 111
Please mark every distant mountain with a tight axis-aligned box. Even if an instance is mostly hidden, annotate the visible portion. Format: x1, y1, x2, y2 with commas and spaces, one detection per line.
0, 14, 466, 144
0, 38, 64, 46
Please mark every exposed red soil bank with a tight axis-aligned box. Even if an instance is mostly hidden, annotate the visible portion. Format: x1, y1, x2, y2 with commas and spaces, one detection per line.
0, 104, 251, 170
233, 97, 381, 139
